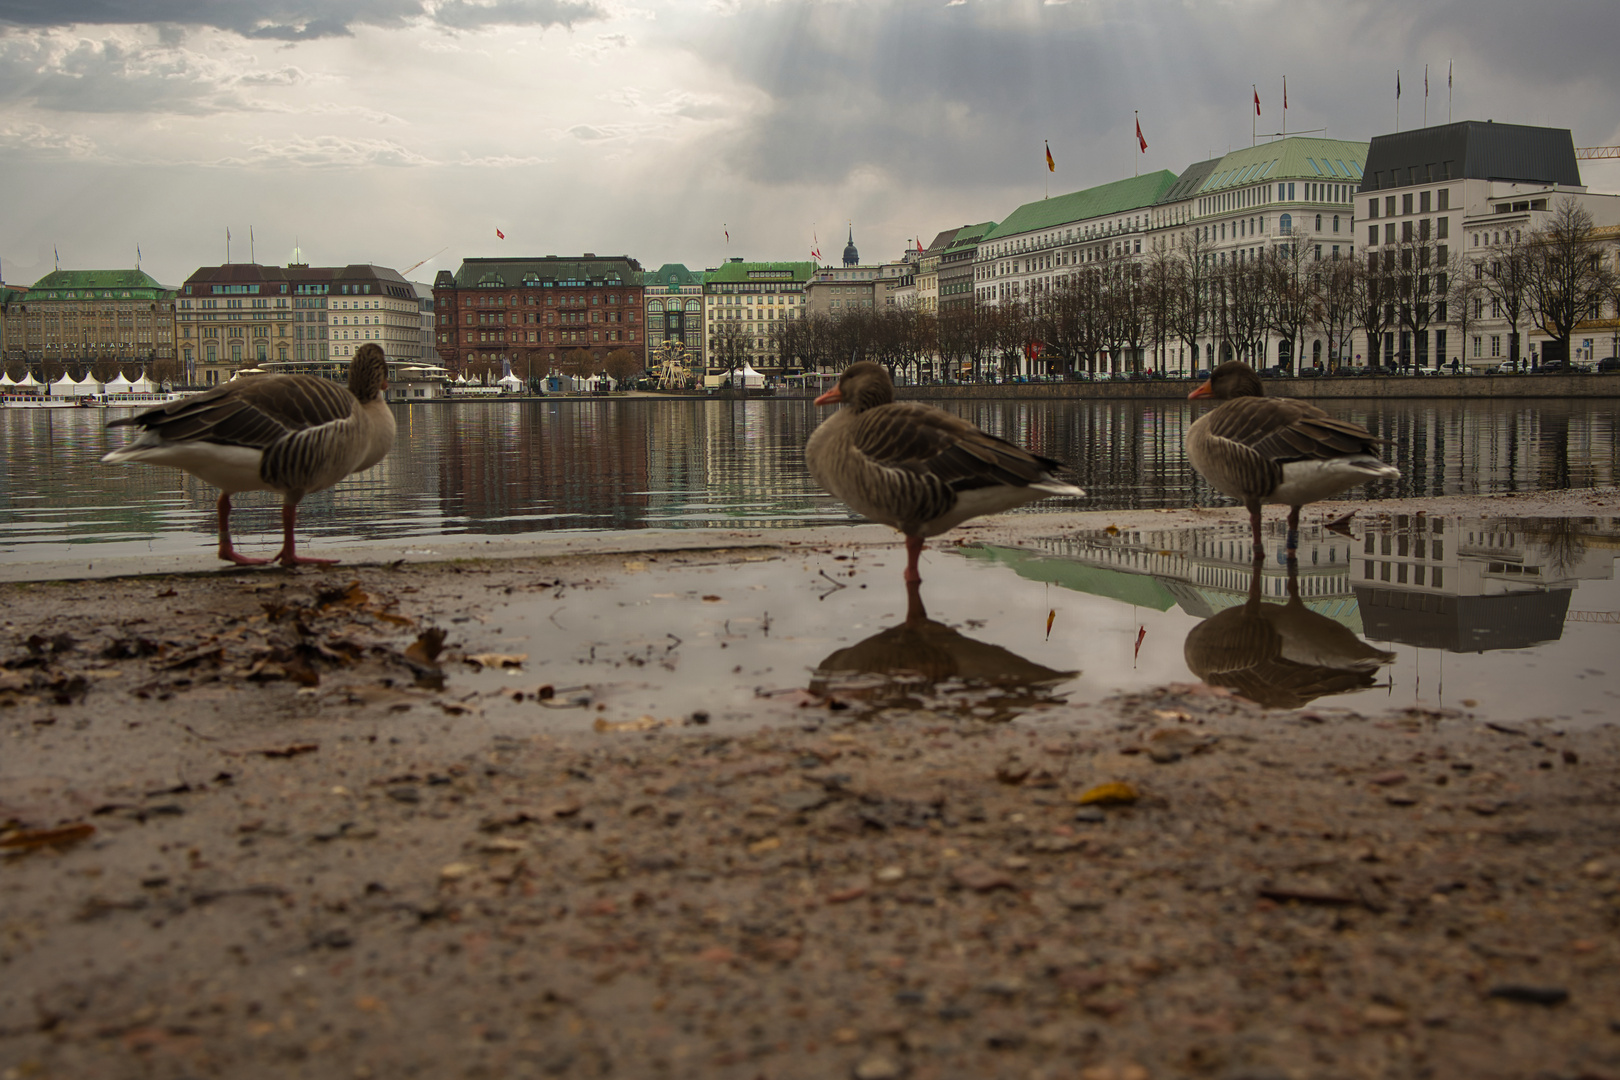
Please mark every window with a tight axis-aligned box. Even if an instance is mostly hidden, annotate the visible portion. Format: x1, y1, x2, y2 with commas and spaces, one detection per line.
1385, 196, 1396, 217
1333, 215, 1340, 233
1315, 214, 1322, 230
1473, 335, 1482, 358
1438, 189, 1449, 211
1368, 198, 1379, 219
1369, 225, 1378, 246
1385, 223, 1396, 245
1420, 191, 1431, 213
1490, 335, 1501, 357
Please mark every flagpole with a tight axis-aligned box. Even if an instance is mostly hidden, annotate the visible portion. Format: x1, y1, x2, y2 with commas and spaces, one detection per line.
1423, 63, 1428, 128
250, 226, 255, 265
1252, 84, 1257, 147
1448, 60, 1453, 124
1134, 112, 1139, 177
1282, 76, 1286, 136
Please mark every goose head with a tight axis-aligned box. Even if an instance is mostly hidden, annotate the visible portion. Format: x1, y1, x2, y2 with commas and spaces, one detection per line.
814, 360, 894, 411
1189, 360, 1264, 401
349, 343, 389, 402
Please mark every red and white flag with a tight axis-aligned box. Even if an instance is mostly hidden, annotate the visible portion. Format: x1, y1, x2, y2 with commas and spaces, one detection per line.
1253, 87, 1261, 116
495, 228, 505, 240
1135, 117, 1147, 152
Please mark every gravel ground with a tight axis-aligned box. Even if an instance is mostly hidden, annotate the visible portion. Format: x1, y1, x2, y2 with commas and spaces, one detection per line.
3, 491, 1620, 1080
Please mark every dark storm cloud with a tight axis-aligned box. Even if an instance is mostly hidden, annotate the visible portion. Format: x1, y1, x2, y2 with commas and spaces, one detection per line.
689, 0, 1620, 193
0, 0, 605, 40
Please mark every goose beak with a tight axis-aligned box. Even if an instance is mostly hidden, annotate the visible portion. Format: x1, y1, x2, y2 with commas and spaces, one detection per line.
813, 387, 843, 406
1188, 381, 1213, 400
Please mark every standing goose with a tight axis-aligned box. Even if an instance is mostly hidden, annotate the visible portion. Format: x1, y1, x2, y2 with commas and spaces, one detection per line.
806, 361, 1084, 583
102, 343, 396, 567
1187, 360, 1398, 552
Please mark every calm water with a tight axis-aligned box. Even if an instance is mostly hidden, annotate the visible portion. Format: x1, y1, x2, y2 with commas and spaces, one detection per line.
2, 396, 1618, 562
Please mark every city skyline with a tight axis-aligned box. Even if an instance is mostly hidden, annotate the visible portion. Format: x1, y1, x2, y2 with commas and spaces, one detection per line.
2, 0, 1618, 290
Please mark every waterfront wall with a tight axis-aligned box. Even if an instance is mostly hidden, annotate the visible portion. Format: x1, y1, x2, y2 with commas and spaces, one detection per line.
896, 373, 1620, 402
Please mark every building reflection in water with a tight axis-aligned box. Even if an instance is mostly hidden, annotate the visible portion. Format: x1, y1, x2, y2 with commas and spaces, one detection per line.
965, 512, 1620, 709
808, 579, 1077, 724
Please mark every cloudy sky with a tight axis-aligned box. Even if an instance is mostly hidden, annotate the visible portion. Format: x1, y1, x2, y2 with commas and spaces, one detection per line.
2, 0, 1616, 290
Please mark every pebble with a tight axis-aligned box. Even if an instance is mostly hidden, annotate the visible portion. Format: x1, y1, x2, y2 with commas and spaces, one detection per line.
1073, 807, 1107, 824
852, 1054, 902, 1080
874, 865, 906, 884
1488, 984, 1569, 1006
1362, 1003, 1407, 1026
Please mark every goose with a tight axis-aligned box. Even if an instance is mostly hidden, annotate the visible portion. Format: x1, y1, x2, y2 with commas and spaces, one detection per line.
806, 361, 1084, 583
1184, 552, 1394, 709
1187, 360, 1398, 552
102, 343, 396, 567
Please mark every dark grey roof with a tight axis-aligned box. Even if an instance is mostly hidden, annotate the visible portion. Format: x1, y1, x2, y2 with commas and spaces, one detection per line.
1157, 156, 1222, 204
1354, 585, 1571, 651
1360, 121, 1581, 193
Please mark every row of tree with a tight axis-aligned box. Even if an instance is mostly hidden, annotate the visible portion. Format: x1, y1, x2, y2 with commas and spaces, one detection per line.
711, 197, 1615, 384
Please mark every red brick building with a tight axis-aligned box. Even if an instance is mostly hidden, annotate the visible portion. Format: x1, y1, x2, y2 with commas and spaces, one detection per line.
432, 255, 644, 381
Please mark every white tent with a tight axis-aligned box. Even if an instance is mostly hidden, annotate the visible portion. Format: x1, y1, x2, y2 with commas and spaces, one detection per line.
0, 372, 14, 387
129, 372, 157, 394
49, 372, 78, 397
74, 373, 103, 396
497, 371, 524, 392
104, 372, 133, 394
731, 363, 765, 389
16, 372, 41, 389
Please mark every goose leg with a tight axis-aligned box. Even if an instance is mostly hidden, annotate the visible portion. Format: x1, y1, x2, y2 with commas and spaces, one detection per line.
1245, 499, 1264, 555
272, 502, 338, 567
217, 493, 269, 566
1286, 506, 1301, 554
903, 535, 925, 584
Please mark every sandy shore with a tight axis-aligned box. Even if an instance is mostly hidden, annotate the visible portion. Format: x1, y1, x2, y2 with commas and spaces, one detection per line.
3, 490, 1619, 1080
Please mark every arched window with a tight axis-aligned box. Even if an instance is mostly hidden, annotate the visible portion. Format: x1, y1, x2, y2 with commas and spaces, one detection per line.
1279, 214, 1293, 235
685, 300, 700, 313
649, 300, 663, 313
1315, 214, 1322, 231
1333, 215, 1340, 233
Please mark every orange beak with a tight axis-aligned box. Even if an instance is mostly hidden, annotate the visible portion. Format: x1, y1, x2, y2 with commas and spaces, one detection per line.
1188, 380, 1213, 400
813, 386, 843, 406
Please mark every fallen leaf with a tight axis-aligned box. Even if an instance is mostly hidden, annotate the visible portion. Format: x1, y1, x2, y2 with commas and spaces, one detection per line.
405, 627, 446, 666
1071, 782, 1140, 806
0, 822, 96, 851
593, 715, 673, 733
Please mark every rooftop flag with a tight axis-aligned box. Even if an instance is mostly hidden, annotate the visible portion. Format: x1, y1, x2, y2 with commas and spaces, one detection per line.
1136, 117, 1147, 152
496, 228, 505, 239
1253, 87, 1260, 116
1045, 140, 1054, 172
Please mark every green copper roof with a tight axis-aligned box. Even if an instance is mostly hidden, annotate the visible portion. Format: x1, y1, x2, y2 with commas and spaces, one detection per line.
648, 263, 705, 287
1198, 137, 1368, 194
943, 221, 997, 250
959, 545, 1178, 611
704, 260, 817, 285
25, 268, 171, 293
983, 173, 1178, 242
448, 256, 642, 288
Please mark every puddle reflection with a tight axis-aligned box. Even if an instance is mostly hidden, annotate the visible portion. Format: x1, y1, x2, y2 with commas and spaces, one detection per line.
809, 579, 1077, 723
1183, 553, 1394, 709
976, 511, 1620, 723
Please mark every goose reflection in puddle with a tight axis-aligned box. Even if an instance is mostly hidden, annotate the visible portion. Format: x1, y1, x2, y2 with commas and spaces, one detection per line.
1185, 552, 1395, 709
809, 580, 1077, 723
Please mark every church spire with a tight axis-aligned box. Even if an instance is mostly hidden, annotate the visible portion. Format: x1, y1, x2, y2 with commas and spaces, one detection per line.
842, 224, 859, 268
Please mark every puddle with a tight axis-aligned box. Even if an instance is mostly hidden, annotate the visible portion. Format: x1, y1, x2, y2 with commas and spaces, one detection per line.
455, 513, 1620, 731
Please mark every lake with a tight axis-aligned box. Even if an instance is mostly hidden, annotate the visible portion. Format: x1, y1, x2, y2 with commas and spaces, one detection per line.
2, 396, 1618, 562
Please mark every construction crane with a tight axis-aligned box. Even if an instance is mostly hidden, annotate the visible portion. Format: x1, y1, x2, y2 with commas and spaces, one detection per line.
401, 246, 448, 276
1576, 146, 1620, 160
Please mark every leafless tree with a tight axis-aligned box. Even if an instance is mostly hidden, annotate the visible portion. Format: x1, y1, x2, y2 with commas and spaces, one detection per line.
1445, 250, 1487, 369
1165, 229, 1215, 373
1482, 229, 1534, 369
1527, 197, 1618, 365
1317, 255, 1358, 371
1351, 253, 1394, 369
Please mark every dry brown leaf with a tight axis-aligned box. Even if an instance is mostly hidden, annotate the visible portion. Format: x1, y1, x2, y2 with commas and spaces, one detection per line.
0, 821, 96, 851
1070, 781, 1140, 806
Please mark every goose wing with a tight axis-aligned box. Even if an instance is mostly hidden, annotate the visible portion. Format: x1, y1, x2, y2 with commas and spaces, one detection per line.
850, 402, 1067, 493
109, 375, 357, 451
1202, 396, 1383, 464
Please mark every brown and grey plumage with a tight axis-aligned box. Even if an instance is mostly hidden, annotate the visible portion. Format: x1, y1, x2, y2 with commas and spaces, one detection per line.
1187, 360, 1399, 552
806, 361, 1084, 583
1184, 552, 1394, 709
101, 343, 396, 566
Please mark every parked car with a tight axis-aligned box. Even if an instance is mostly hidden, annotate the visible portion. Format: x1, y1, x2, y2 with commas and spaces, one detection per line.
1192, 369, 1212, 382
1597, 357, 1620, 373
1298, 366, 1326, 378
1535, 360, 1584, 374
1257, 365, 1288, 379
